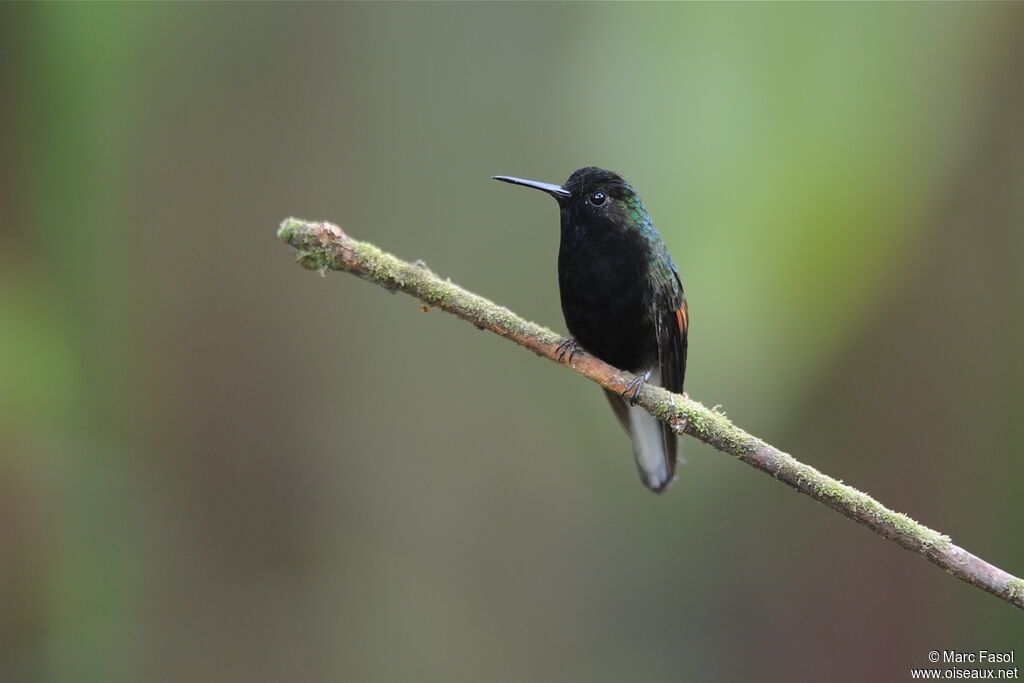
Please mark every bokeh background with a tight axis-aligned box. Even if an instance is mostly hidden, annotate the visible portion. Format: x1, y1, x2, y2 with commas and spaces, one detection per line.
2, 3, 1022, 682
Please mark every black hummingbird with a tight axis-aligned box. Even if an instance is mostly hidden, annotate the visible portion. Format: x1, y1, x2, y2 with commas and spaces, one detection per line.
493, 167, 688, 493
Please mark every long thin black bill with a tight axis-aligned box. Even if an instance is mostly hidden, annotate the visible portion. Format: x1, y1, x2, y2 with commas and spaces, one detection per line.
491, 175, 570, 197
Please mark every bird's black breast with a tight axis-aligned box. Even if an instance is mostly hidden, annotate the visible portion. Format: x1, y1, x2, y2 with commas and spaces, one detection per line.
557, 219, 659, 373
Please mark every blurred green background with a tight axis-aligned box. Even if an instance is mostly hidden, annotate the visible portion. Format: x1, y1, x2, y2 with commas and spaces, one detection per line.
2, 3, 1022, 682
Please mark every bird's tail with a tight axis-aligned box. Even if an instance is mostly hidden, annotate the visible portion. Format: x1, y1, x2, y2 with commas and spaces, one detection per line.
603, 387, 678, 493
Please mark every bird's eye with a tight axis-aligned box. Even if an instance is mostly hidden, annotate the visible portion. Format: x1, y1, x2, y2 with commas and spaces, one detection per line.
589, 191, 607, 206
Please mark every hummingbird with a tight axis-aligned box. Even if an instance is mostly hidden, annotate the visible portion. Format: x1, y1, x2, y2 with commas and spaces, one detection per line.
493, 167, 688, 493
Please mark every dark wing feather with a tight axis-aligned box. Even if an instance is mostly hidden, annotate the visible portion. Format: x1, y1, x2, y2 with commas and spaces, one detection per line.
656, 272, 688, 474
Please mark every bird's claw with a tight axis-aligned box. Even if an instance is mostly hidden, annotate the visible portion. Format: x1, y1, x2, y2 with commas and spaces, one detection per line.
556, 338, 582, 363
622, 370, 652, 407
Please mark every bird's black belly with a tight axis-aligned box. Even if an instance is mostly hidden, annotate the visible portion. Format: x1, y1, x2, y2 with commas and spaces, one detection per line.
557, 226, 658, 373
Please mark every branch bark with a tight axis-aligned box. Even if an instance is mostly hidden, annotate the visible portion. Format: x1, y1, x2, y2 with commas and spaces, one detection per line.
278, 216, 1024, 611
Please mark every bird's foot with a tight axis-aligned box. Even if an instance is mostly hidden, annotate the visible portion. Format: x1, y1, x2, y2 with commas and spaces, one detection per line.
556, 338, 582, 363
622, 370, 652, 407
668, 396, 688, 435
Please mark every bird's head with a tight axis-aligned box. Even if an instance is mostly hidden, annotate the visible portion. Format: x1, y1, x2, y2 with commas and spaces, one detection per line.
492, 167, 649, 230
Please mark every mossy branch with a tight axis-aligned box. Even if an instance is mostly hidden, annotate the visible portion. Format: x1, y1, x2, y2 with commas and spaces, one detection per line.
278, 216, 1024, 611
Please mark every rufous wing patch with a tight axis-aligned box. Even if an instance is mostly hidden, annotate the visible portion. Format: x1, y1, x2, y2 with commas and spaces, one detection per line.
674, 303, 688, 334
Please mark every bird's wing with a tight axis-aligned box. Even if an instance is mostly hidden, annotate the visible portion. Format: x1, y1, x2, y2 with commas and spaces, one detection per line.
661, 283, 688, 392
656, 272, 688, 465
